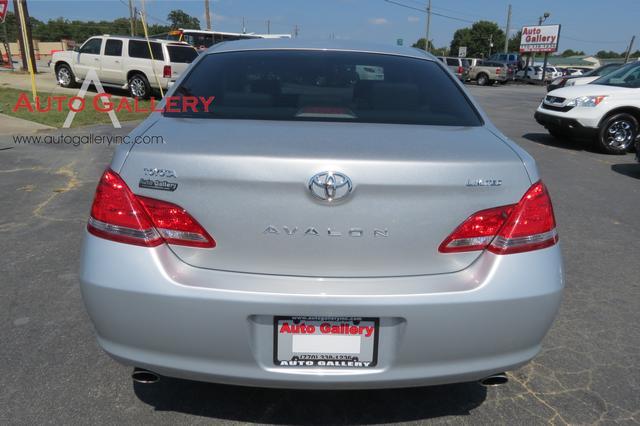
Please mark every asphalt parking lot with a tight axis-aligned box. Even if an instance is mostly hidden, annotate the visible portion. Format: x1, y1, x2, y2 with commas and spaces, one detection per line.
1, 83, 639, 425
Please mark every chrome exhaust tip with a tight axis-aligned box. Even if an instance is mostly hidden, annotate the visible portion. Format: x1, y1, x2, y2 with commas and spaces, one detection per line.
132, 368, 160, 384
479, 372, 508, 386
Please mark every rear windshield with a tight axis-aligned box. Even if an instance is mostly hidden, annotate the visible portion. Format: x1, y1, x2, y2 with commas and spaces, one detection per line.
169, 50, 482, 126
592, 62, 640, 88
167, 45, 198, 63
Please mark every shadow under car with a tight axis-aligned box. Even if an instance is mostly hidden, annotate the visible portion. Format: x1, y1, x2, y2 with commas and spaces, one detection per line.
133, 377, 487, 424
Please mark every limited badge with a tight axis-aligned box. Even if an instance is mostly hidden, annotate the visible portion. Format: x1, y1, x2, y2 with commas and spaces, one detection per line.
139, 178, 178, 192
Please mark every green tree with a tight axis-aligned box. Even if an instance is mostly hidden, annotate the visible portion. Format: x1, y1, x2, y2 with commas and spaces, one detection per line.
596, 50, 623, 58
507, 30, 521, 53
0, 11, 171, 43
167, 9, 200, 30
431, 46, 449, 56
561, 49, 585, 57
412, 38, 429, 51
450, 21, 505, 58
2, 12, 20, 41
412, 39, 449, 56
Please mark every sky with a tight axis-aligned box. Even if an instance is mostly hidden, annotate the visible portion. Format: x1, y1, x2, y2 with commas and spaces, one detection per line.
13, 0, 640, 55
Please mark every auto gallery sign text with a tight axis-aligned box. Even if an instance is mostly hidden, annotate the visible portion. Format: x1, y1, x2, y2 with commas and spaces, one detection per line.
519, 24, 561, 53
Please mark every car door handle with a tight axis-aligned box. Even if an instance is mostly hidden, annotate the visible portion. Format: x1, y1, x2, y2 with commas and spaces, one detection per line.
115, 60, 120, 63
94, 58, 99, 61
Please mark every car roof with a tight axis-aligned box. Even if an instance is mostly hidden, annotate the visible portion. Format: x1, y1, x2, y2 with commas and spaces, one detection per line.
206, 39, 436, 61
99, 35, 191, 46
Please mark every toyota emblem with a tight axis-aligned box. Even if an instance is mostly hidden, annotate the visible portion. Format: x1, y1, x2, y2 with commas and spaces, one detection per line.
308, 172, 353, 202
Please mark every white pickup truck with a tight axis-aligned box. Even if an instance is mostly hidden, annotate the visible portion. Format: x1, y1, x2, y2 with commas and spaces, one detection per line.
51, 35, 198, 98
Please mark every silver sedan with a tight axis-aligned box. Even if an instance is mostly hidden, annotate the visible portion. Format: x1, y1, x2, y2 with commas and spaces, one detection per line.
80, 39, 563, 389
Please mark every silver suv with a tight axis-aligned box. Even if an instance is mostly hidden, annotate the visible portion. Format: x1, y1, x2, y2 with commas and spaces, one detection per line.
437, 56, 471, 81
52, 35, 198, 98
80, 40, 563, 389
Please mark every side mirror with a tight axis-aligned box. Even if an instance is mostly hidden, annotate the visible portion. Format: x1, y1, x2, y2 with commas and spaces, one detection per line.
73, 46, 80, 52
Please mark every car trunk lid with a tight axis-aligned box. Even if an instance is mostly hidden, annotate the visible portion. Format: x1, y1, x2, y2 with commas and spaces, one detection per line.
119, 118, 532, 277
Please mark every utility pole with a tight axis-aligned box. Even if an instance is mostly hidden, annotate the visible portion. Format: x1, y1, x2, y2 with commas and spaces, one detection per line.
624, 36, 636, 64
12, 0, 26, 70
293, 24, 299, 38
140, 0, 146, 25
204, 0, 211, 31
504, 4, 511, 53
424, 0, 432, 52
488, 34, 493, 57
133, 7, 137, 35
128, 0, 135, 36
267, 19, 270, 35
242, 17, 246, 34
538, 12, 550, 85
13, 0, 36, 73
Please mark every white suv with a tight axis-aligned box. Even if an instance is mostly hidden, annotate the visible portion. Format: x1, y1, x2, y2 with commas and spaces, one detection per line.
52, 35, 198, 98
535, 61, 640, 154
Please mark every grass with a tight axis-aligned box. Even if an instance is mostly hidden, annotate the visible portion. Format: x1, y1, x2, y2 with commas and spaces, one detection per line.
0, 87, 152, 128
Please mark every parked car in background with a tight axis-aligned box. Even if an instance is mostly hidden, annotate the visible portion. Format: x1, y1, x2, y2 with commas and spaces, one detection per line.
488, 52, 523, 70
516, 66, 544, 81
567, 67, 593, 75
80, 39, 563, 390
468, 60, 510, 86
52, 35, 198, 98
544, 67, 563, 80
547, 63, 623, 92
535, 60, 640, 154
488, 52, 523, 79
466, 58, 482, 67
563, 65, 624, 88
436, 56, 471, 81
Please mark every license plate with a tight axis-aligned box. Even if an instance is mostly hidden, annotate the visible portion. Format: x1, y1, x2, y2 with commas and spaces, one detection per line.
274, 316, 379, 368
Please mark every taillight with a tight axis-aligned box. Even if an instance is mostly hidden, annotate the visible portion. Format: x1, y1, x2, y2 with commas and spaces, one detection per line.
87, 169, 215, 248
458, 66, 464, 74
496, 68, 501, 74
137, 195, 215, 248
163, 65, 172, 78
439, 181, 557, 255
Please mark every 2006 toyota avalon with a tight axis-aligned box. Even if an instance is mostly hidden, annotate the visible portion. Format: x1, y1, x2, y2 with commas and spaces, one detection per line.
80, 40, 563, 389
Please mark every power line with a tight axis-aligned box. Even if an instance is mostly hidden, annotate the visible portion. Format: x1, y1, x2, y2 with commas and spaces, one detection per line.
432, 5, 493, 19
117, 0, 170, 26
397, 0, 499, 22
561, 35, 629, 45
386, 0, 635, 51
384, 0, 474, 23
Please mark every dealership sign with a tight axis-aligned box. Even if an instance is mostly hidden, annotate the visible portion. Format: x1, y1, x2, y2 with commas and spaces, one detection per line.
520, 24, 561, 53
0, 0, 8, 23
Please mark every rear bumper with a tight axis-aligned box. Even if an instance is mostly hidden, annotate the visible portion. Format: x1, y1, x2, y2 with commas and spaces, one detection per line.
534, 111, 598, 139
148, 76, 171, 90
80, 232, 564, 389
